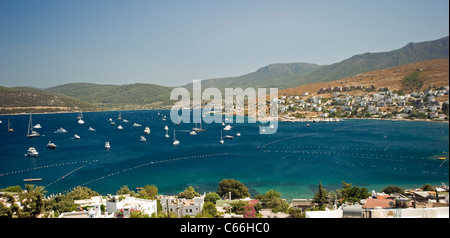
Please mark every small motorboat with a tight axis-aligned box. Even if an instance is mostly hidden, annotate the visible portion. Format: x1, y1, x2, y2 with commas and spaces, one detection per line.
46, 141, 57, 149
73, 134, 80, 140
88, 127, 96, 131
26, 147, 39, 157
140, 136, 147, 142
105, 142, 110, 149
54, 127, 68, 133
133, 123, 142, 127
144, 127, 150, 134
118, 125, 123, 130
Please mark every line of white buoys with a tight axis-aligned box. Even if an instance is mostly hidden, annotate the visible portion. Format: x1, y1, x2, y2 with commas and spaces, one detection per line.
261, 150, 449, 170
0, 160, 99, 177
60, 153, 241, 195
258, 133, 318, 148
45, 165, 86, 188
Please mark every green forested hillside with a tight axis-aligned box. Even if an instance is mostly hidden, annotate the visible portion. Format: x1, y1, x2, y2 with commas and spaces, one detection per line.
0, 86, 97, 114
46, 83, 174, 107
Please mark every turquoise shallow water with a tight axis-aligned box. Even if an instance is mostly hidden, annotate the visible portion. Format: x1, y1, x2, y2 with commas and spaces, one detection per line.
0, 110, 448, 200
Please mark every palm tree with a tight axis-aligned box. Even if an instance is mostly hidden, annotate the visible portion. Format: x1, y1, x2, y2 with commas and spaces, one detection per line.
0, 193, 20, 218
19, 184, 47, 218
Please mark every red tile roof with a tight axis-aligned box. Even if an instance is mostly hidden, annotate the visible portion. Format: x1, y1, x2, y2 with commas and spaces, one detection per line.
364, 199, 394, 209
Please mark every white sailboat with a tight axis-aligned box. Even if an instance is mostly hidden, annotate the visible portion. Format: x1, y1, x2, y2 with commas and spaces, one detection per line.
118, 112, 122, 120
77, 111, 85, 124
165, 130, 170, 138
27, 114, 40, 138
220, 130, 224, 144
8, 119, 14, 132
173, 129, 179, 145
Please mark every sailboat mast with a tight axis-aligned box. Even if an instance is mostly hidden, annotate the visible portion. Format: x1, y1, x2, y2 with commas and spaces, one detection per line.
27, 113, 32, 136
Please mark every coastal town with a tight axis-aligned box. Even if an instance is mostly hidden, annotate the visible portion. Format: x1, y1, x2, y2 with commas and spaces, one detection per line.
276, 85, 449, 122
1, 180, 449, 218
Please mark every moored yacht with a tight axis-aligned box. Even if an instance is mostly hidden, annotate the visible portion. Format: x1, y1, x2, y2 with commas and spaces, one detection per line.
46, 141, 57, 149
133, 123, 142, 127
224, 135, 234, 140
54, 127, 68, 133
223, 124, 232, 131
144, 127, 150, 134
105, 142, 110, 149
88, 127, 96, 131
140, 136, 147, 142
27, 147, 39, 157
117, 125, 123, 130
73, 134, 80, 139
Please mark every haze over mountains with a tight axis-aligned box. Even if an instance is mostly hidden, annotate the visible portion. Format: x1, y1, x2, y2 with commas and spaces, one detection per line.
0, 36, 448, 114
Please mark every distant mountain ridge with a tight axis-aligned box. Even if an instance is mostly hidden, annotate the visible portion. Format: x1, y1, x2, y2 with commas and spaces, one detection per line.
1, 36, 448, 114
183, 62, 320, 90
184, 36, 449, 90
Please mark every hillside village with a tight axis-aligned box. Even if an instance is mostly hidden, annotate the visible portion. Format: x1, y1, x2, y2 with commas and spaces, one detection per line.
277, 85, 449, 122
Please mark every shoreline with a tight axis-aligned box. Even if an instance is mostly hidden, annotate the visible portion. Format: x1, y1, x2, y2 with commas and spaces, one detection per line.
1, 109, 448, 124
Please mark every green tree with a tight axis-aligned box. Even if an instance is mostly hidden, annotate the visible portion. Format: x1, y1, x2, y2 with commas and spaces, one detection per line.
381, 186, 405, 195
217, 179, 250, 199
201, 202, 218, 218
67, 186, 100, 200
45, 195, 76, 216
204, 192, 221, 204
255, 189, 290, 213
421, 184, 435, 191
116, 185, 136, 196
19, 184, 47, 218
312, 182, 328, 209
0, 193, 20, 218
178, 186, 200, 199
338, 182, 370, 204
138, 184, 158, 199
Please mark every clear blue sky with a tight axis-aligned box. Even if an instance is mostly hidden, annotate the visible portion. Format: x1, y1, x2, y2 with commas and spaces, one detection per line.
0, 0, 448, 88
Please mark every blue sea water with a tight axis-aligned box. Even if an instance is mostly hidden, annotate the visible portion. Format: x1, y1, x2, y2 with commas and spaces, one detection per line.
0, 110, 448, 200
